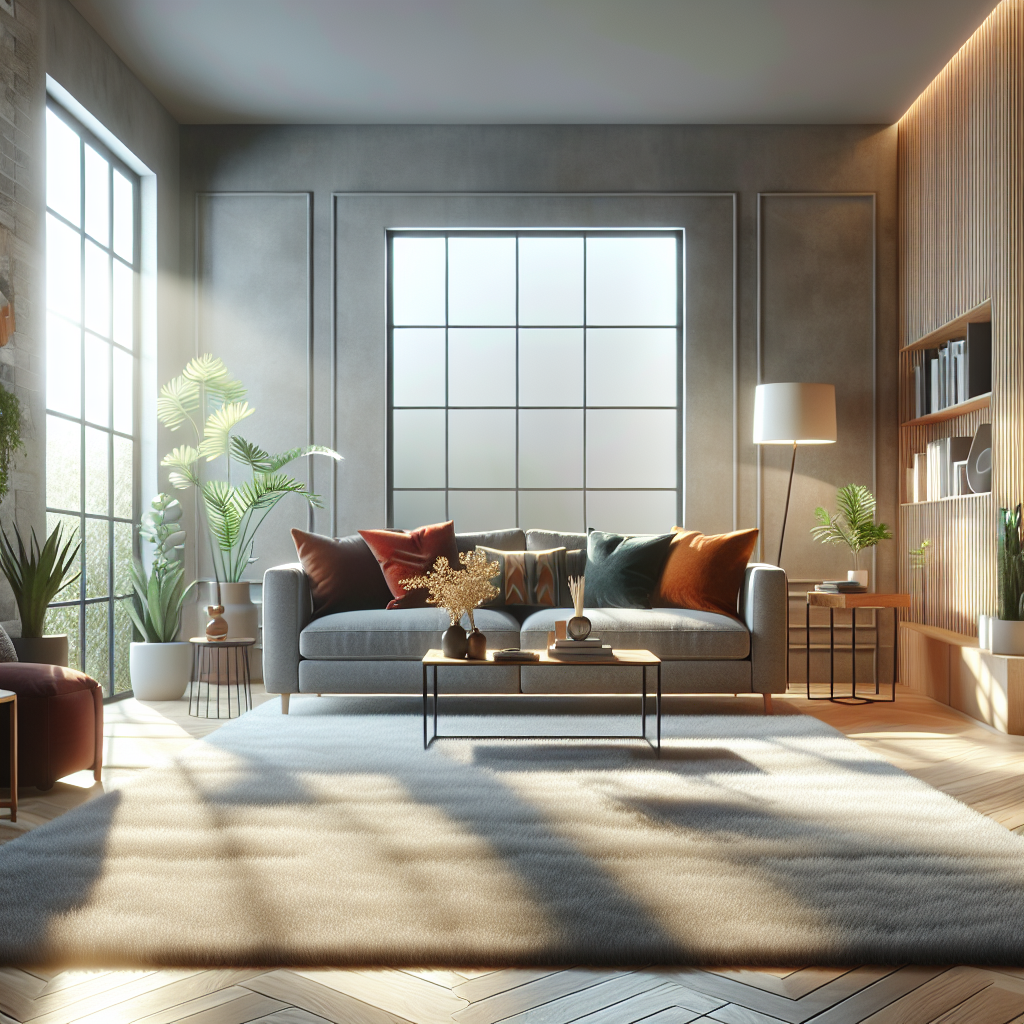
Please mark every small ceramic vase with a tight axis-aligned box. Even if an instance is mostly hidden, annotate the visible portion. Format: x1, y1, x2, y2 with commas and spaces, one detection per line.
205, 604, 229, 641
442, 623, 468, 659
567, 615, 592, 641
847, 570, 869, 589
466, 628, 487, 660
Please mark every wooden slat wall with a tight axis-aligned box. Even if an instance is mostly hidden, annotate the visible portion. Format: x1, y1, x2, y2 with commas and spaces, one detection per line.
898, 0, 1024, 635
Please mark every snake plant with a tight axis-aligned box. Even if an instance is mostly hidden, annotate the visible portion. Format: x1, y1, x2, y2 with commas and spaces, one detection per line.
0, 522, 81, 638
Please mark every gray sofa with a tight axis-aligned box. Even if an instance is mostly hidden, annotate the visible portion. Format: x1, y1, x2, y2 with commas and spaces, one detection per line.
263, 528, 788, 713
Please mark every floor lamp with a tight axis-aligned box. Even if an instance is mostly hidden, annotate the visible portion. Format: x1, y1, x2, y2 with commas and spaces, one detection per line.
753, 383, 837, 566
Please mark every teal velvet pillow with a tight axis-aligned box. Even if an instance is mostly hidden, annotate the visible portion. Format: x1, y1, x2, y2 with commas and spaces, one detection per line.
584, 531, 675, 608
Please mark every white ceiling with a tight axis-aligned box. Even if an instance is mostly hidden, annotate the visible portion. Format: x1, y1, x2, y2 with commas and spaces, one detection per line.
68, 0, 995, 125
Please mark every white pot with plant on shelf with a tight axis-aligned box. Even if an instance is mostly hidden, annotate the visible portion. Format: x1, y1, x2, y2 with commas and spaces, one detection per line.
811, 483, 893, 591
128, 494, 196, 701
0, 522, 81, 666
991, 505, 1024, 656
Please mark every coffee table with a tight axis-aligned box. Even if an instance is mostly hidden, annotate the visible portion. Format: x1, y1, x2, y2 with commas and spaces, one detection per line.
421, 648, 662, 753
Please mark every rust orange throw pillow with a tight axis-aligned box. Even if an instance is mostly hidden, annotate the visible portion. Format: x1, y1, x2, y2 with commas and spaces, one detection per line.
358, 521, 462, 610
655, 527, 758, 619
290, 530, 393, 619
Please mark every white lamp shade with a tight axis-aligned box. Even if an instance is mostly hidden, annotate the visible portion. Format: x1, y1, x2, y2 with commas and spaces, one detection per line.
753, 383, 836, 445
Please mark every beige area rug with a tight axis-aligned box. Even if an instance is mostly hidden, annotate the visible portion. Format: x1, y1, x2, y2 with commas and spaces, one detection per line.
0, 695, 1021, 968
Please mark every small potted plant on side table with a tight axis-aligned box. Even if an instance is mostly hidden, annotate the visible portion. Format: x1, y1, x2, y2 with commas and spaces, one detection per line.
811, 483, 893, 589
0, 522, 81, 666
127, 494, 196, 700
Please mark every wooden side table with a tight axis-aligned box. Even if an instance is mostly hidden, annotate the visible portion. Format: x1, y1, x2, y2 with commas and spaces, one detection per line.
806, 592, 911, 703
188, 638, 255, 718
0, 688, 16, 822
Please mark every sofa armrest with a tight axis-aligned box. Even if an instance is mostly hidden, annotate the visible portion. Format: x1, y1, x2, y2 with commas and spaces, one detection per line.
740, 562, 788, 694
262, 563, 312, 694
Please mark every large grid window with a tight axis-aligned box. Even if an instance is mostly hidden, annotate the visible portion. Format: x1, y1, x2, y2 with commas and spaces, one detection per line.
44, 103, 139, 698
388, 231, 681, 535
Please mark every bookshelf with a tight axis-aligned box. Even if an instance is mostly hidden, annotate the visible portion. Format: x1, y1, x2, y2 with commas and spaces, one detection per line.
898, 303, 993, 633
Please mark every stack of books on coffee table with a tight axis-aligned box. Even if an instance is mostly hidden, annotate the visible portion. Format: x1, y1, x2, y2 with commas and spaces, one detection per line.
547, 637, 615, 661
814, 580, 867, 594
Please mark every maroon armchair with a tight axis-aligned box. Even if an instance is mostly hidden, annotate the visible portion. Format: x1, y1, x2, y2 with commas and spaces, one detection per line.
0, 664, 103, 791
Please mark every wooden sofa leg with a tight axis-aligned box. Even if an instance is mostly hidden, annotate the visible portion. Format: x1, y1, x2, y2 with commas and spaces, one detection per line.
763, 693, 773, 715
281, 694, 290, 715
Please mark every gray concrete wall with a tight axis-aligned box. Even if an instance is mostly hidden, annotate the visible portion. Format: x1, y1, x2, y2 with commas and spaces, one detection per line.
180, 123, 898, 602
0, 0, 44, 623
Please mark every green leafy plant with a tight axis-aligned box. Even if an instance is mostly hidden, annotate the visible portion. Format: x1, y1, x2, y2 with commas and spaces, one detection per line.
126, 560, 195, 643
127, 493, 195, 643
811, 483, 893, 569
0, 522, 81, 638
997, 505, 1024, 621
157, 356, 342, 582
0, 380, 24, 503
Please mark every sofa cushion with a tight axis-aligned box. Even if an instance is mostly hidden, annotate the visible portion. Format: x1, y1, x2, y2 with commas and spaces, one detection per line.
520, 607, 750, 660
478, 546, 565, 607
655, 527, 759, 619
359, 521, 461, 610
290, 529, 392, 618
527, 529, 587, 552
584, 530, 674, 608
300, 607, 522, 660
457, 529, 526, 553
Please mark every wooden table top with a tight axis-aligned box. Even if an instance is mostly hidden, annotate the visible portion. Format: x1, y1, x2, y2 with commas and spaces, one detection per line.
806, 592, 911, 609
188, 637, 256, 646
422, 648, 660, 667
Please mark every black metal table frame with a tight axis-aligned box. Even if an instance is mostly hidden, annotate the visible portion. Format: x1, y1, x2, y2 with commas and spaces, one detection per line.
189, 642, 254, 718
422, 660, 662, 753
806, 601, 897, 704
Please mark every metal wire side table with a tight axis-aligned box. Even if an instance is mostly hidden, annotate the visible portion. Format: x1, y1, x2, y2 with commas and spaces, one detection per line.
188, 637, 255, 718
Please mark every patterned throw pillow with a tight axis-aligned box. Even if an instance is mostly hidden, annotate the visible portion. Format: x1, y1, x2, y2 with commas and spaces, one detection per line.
0, 623, 16, 662
477, 546, 567, 606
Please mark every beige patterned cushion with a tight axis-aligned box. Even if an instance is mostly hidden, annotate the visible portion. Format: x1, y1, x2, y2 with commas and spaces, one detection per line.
477, 546, 567, 607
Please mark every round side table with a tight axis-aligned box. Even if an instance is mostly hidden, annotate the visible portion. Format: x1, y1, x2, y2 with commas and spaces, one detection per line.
1, 688, 16, 822
188, 638, 255, 719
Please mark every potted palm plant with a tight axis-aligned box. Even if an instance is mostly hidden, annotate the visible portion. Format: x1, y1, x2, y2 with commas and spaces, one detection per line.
0, 522, 81, 665
127, 495, 196, 700
157, 356, 341, 647
811, 483, 893, 588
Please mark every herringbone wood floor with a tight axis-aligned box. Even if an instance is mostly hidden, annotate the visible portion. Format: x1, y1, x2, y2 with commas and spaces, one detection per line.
1, 684, 1021, 1024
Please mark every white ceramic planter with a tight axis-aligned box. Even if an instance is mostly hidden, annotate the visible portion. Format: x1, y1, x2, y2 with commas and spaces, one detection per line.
12, 634, 69, 666
129, 641, 192, 700
209, 582, 261, 682
847, 570, 869, 589
978, 614, 991, 652
989, 618, 1024, 656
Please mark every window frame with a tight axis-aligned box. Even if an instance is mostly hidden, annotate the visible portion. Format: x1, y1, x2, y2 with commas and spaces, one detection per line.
44, 99, 141, 702
386, 228, 684, 532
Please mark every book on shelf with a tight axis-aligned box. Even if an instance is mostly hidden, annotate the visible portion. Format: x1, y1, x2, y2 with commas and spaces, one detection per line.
913, 324, 991, 420
925, 436, 972, 499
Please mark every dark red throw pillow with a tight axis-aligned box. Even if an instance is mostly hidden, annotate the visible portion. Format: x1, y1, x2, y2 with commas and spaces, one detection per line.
359, 521, 461, 610
290, 529, 393, 618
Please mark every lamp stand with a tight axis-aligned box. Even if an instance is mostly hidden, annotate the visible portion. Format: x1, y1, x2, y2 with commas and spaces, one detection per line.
777, 441, 797, 566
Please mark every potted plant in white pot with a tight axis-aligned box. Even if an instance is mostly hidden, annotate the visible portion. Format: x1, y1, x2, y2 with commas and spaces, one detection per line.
990, 505, 1024, 655
0, 522, 81, 665
157, 356, 341, 659
127, 495, 196, 700
811, 483, 893, 589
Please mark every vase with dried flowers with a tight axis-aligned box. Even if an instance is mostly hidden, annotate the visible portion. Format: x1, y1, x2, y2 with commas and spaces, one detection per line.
401, 549, 500, 659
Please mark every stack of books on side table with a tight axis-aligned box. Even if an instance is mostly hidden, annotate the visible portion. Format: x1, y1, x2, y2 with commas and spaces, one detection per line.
548, 637, 615, 660
815, 580, 867, 594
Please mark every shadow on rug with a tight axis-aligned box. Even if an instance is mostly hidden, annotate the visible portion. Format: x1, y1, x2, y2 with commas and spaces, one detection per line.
0, 696, 1020, 967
